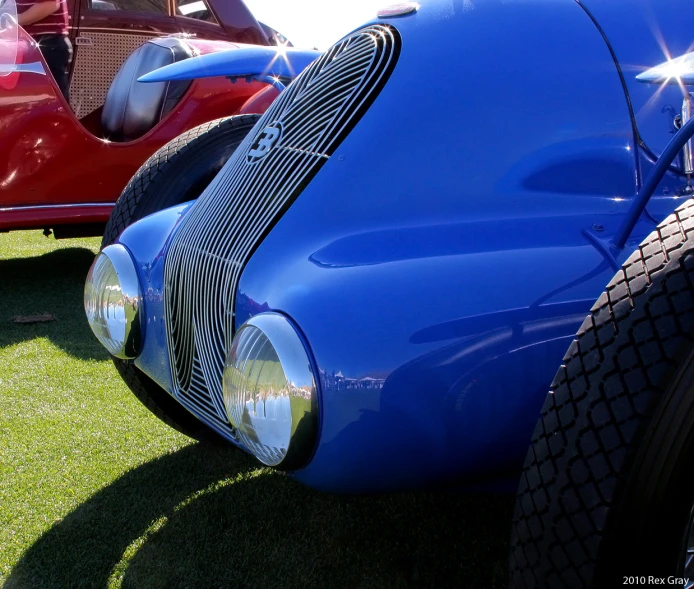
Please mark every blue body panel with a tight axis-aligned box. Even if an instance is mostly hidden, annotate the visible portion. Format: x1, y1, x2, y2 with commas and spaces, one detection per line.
119, 0, 694, 493
237, 0, 686, 492
121, 202, 194, 394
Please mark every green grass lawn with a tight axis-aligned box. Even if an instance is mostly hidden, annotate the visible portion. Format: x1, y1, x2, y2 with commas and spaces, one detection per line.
0, 231, 513, 588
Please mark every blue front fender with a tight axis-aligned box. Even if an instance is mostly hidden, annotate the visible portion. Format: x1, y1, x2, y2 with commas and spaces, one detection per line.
235, 0, 650, 493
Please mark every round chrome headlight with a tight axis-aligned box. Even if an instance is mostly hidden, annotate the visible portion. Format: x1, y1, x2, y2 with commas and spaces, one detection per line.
84, 244, 142, 360
223, 313, 318, 470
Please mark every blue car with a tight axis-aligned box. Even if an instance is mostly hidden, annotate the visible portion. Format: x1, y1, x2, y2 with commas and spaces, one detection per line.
84, 0, 693, 513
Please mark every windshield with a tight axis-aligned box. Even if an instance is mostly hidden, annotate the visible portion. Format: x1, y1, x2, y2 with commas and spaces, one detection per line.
0, 0, 17, 76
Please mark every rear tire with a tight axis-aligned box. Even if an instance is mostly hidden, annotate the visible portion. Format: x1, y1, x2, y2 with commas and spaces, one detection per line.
509, 198, 694, 587
103, 115, 260, 441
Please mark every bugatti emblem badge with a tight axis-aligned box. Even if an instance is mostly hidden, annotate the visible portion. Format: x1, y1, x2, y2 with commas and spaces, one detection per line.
247, 122, 283, 163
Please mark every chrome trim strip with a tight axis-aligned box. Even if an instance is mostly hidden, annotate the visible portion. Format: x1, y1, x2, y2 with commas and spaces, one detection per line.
77, 27, 168, 36
164, 25, 400, 441
0, 203, 112, 212
0, 61, 45, 75
683, 95, 694, 177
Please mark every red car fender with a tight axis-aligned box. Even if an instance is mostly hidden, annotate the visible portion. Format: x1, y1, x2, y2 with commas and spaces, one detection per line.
0, 28, 270, 233
238, 85, 280, 115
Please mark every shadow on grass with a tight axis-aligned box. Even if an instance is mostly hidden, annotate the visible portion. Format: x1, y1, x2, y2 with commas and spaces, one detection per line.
6, 443, 514, 589
0, 247, 106, 360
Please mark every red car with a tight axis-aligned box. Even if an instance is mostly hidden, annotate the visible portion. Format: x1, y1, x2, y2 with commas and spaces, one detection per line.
0, 0, 286, 238
58, 0, 288, 120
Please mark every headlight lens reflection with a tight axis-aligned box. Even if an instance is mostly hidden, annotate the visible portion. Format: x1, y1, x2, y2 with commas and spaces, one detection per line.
84, 245, 142, 360
223, 313, 318, 470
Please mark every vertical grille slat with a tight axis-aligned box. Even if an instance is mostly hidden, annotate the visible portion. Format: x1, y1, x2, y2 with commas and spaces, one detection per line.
163, 25, 400, 440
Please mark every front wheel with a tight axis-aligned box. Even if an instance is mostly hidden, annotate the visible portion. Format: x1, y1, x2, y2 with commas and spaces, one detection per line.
510, 198, 694, 588
102, 114, 260, 441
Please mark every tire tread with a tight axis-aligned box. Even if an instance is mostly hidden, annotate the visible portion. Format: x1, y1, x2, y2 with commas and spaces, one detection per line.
509, 198, 694, 587
102, 115, 259, 247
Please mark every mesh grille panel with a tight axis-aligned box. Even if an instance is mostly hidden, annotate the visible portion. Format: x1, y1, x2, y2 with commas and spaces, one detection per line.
70, 32, 155, 118
164, 25, 400, 439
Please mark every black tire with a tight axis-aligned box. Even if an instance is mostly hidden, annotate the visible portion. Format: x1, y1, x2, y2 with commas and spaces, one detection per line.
103, 114, 260, 247
510, 198, 694, 588
103, 114, 260, 441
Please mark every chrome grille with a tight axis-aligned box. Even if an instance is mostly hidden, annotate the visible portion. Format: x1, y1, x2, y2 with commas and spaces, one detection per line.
164, 25, 400, 439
